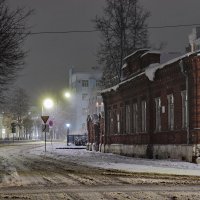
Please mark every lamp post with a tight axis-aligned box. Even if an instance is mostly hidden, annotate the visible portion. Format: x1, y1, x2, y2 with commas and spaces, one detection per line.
42, 98, 54, 152
66, 123, 70, 146
64, 92, 71, 99
64, 91, 71, 146
42, 98, 54, 115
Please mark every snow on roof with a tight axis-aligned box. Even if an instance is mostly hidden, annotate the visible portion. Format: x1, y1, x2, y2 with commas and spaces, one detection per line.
140, 50, 160, 58
145, 50, 200, 81
102, 50, 200, 94
101, 72, 145, 94
144, 63, 160, 81
123, 49, 149, 60
122, 50, 161, 70
101, 84, 120, 94
160, 52, 182, 63
122, 62, 127, 69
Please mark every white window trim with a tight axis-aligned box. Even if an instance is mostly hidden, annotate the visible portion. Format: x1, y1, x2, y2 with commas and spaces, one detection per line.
155, 97, 161, 132
117, 113, 120, 134
133, 103, 138, 133
181, 90, 188, 129
125, 104, 131, 134
141, 100, 147, 132
167, 94, 174, 130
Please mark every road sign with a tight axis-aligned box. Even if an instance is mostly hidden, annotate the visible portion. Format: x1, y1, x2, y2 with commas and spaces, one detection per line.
41, 116, 49, 153
41, 116, 49, 123
49, 120, 53, 127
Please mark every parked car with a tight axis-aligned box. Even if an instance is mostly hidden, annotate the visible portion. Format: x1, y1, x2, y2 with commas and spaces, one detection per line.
75, 135, 87, 146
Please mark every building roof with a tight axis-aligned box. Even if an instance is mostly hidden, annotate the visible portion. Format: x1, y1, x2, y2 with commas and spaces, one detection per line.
123, 49, 149, 60
145, 50, 200, 81
140, 50, 161, 58
102, 50, 200, 94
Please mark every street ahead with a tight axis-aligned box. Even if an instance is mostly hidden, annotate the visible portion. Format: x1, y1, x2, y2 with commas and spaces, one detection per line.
0, 142, 200, 199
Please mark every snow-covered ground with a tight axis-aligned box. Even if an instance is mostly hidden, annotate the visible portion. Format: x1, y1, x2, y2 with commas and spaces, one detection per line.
32, 142, 200, 176
1, 142, 200, 199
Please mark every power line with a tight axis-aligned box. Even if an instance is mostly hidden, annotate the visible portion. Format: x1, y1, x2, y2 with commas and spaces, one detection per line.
148, 23, 200, 29
30, 30, 98, 35
29, 23, 200, 35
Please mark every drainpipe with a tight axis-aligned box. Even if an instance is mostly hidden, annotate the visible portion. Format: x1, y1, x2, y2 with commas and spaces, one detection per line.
102, 95, 107, 153
179, 60, 189, 144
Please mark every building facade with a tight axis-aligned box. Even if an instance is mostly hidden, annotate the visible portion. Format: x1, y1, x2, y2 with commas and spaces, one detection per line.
68, 67, 102, 135
98, 49, 200, 162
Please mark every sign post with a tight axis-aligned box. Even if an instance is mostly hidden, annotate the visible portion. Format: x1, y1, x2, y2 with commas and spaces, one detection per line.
41, 116, 49, 152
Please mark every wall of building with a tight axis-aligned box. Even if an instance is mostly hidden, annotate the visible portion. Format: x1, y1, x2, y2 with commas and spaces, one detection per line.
99, 50, 200, 162
100, 143, 194, 162
68, 67, 102, 135
103, 63, 188, 145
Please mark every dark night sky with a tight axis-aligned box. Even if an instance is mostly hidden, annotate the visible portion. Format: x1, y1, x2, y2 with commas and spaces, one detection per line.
7, 0, 200, 104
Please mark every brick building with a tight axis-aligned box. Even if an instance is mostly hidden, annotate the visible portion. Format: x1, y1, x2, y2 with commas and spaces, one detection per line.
98, 49, 200, 162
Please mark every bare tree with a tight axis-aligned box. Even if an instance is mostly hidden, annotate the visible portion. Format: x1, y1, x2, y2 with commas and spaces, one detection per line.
7, 87, 30, 139
23, 116, 33, 139
0, 0, 32, 102
94, 0, 150, 87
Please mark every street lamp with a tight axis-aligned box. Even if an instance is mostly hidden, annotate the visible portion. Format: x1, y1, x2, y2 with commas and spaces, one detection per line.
66, 123, 70, 146
64, 92, 71, 99
64, 92, 71, 145
42, 98, 54, 115
42, 98, 54, 152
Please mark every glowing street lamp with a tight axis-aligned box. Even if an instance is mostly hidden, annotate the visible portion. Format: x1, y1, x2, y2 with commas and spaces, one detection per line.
41, 98, 54, 152
66, 123, 70, 146
64, 92, 71, 98
43, 98, 54, 109
63, 92, 71, 146
42, 98, 54, 115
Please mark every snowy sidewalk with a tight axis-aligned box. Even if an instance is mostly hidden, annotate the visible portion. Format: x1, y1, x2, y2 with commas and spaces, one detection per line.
32, 142, 200, 177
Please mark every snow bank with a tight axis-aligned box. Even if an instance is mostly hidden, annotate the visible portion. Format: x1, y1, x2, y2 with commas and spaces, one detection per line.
32, 142, 200, 177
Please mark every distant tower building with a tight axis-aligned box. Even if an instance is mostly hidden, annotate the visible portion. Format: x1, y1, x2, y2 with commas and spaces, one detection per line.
187, 27, 200, 52
68, 67, 103, 135
88, 91, 104, 116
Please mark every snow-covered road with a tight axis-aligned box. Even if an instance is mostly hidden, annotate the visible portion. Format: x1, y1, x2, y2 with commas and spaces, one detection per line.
0, 141, 200, 199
